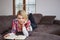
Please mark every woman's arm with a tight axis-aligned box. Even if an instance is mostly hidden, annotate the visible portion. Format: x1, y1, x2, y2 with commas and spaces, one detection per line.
25, 20, 33, 31
11, 20, 16, 33
25, 20, 31, 28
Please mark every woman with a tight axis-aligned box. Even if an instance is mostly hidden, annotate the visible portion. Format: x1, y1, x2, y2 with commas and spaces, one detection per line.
11, 10, 33, 36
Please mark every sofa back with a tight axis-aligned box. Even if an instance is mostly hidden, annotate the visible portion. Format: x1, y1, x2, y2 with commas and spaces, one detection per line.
32, 14, 56, 25
32, 14, 43, 24
0, 16, 16, 34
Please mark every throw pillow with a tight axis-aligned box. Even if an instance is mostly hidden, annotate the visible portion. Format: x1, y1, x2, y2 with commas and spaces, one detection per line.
40, 16, 56, 24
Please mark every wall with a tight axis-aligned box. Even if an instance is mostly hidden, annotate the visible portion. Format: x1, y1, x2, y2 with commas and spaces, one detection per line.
0, 0, 13, 16
36, 0, 60, 20
0, 0, 60, 20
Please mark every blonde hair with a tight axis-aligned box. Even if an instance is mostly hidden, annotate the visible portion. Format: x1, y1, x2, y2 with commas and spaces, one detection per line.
17, 10, 28, 20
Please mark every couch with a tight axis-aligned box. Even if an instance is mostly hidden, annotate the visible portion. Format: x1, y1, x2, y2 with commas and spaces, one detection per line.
0, 16, 16, 40
25, 14, 60, 40
0, 14, 60, 40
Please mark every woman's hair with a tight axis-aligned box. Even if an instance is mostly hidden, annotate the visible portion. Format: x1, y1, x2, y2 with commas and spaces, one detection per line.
17, 10, 21, 17
17, 10, 28, 20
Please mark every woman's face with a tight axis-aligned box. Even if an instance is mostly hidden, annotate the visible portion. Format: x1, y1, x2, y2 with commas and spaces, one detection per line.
17, 15, 25, 24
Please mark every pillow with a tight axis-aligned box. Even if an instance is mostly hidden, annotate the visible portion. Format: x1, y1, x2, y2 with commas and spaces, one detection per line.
28, 13, 37, 30
32, 14, 42, 24
40, 16, 56, 24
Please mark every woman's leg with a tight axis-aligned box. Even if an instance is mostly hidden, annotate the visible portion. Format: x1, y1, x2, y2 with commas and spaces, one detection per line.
22, 26, 29, 37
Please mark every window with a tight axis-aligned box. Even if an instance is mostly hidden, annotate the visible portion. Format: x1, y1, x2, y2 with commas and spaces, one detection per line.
26, 0, 36, 13
13, 0, 36, 15
15, 0, 23, 15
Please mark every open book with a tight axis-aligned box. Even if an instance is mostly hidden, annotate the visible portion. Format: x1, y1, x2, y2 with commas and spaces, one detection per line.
4, 33, 27, 40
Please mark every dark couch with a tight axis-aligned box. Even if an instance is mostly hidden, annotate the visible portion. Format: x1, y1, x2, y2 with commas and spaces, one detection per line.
0, 14, 60, 40
0, 16, 16, 40
25, 14, 60, 40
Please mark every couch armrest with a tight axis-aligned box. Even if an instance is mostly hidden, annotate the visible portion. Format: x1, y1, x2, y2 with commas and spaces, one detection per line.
54, 20, 60, 25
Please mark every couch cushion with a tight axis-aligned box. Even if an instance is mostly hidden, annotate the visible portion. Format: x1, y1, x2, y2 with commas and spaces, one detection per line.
25, 32, 60, 40
32, 13, 42, 24
0, 16, 16, 34
40, 16, 56, 24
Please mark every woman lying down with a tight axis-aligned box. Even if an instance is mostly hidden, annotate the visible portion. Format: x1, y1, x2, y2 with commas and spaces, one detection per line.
4, 10, 33, 38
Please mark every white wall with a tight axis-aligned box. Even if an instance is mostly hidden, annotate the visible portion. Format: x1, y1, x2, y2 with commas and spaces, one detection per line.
0, 0, 60, 20
0, 0, 13, 16
36, 0, 60, 20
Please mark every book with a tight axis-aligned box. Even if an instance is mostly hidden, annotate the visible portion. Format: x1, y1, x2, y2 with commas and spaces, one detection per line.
4, 33, 27, 40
